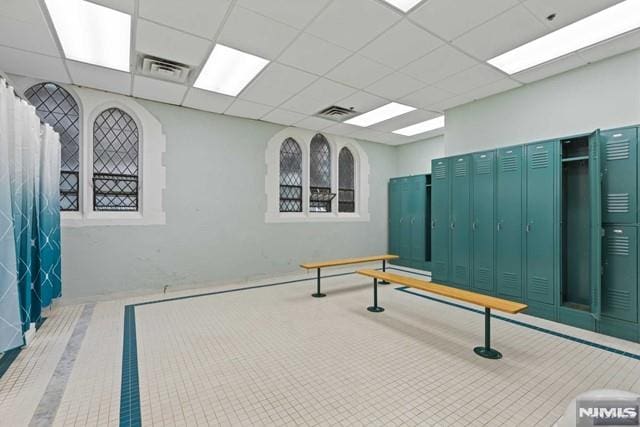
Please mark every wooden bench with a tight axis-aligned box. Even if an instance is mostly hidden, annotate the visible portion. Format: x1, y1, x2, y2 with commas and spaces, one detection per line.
300, 255, 399, 298
357, 269, 528, 359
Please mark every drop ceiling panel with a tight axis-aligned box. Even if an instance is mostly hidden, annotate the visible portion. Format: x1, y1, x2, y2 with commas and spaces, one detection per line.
350, 128, 390, 144
281, 78, 356, 115
323, 122, 360, 136
434, 64, 505, 95
278, 33, 351, 75
365, 72, 425, 99
523, 0, 624, 30
132, 75, 188, 105
0, 46, 70, 83
261, 108, 307, 126
138, 0, 230, 39
294, 116, 335, 131
183, 88, 234, 113
452, 5, 548, 60
512, 53, 587, 83
403, 44, 478, 84
370, 109, 441, 132
239, 62, 317, 107
463, 78, 521, 101
359, 20, 443, 69
135, 19, 212, 66
326, 55, 392, 89
336, 91, 388, 113
399, 85, 454, 111
237, 0, 331, 30
409, 0, 519, 41
67, 60, 131, 95
86, 0, 135, 14
578, 28, 640, 64
0, 14, 59, 57
305, 0, 401, 51
430, 93, 474, 112
218, 6, 299, 60
225, 99, 272, 120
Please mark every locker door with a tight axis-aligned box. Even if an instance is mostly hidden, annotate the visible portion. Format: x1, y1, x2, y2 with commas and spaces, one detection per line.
472, 151, 495, 293
409, 175, 427, 266
601, 128, 637, 224
451, 155, 471, 288
496, 146, 524, 299
388, 179, 401, 256
589, 131, 602, 319
526, 141, 557, 305
399, 178, 411, 262
602, 226, 638, 323
431, 159, 450, 282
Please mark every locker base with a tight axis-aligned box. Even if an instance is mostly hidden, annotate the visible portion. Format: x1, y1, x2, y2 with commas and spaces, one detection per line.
367, 306, 385, 313
311, 293, 326, 298
473, 347, 502, 359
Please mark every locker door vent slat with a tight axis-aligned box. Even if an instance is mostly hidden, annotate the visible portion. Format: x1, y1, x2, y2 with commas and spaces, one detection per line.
528, 276, 549, 295
607, 236, 630, 256
475, 159, 491, 175
454, 160, 468, 177
501, 272, 519, 289
606, 289, 632, 310
529, 151, 550, 169
605, 140, 631, 160
500, 157, 518, 173
455, 265, 467, 282
607, 194, 630, 213
433, 164, 447, 179
476, 267, 490, 286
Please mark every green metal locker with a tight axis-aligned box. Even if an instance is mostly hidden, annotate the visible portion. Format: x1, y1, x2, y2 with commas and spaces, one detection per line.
388, 179, 401, 258
589, 131, 603, 320
451, 156, 471, 288
602, 225, 638, 323
526, 141, 557, 305
399, 178, 411, 262
601, 128, 638, 225
472, 151, 495, 293
496, 146, 524, 299
409, 175, 427, 268
431, 159, 450, 282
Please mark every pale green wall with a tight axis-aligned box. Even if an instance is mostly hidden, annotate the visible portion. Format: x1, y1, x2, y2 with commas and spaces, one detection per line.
394, 135, 445, 177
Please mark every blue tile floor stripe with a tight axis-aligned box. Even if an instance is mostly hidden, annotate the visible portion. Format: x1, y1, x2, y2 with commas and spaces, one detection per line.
395, 287, 640, 361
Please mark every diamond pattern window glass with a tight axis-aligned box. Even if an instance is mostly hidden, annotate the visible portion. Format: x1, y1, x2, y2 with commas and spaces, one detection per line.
339, 147, 355, 213
279, 138, 302, 212
310, 134, 332, 212
93, 108, 139, 211
24, 83, 80, 211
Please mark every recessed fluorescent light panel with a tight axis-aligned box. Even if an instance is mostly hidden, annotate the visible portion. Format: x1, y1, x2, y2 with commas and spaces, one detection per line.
194, 45, 269, 96
45, 0, 131, 72
488, 0, 640, 74
345, 102, 416, 127
382, 0, 424, 13
393, 115, 445, 136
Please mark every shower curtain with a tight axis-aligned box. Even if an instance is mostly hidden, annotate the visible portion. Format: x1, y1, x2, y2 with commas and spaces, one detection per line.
0, 78, 62, 353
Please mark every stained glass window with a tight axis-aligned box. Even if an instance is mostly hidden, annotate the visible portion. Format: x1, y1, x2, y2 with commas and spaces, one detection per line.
338, 147, 355, 213
309, 134, 332, 212
279, 138, 302, 212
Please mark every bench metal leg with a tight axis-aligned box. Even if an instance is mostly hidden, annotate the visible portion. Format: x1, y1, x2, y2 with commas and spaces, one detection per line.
312, 268, 326, 298
379, 260, 390, 285
473, 308, 502, 359
367, 278, 385, 313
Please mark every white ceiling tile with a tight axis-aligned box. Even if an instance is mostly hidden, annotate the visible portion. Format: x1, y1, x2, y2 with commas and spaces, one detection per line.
323, 122, 361, 136
378, 133, 415, 145
403, 44, 477, 84
522, 0, 623, 30
452, 5, 548, 60
218, 6, 299, 60
86, 0, 135, 14
278, 33, 351, 75
225, 99, 272, 120
132, 75, 187, 105
139, 0, 230, 39
294, 116, 335, 131
281, 78, 357, 115
410, 0, 519, 41
326, 55, 392, 89
182, 88, 234, 113
306, 0, 401, 51
371, 109, 440, 132
359, 20, 443, 69
261, 109, 307, 126
434, 64, 505, 95
464, 78, 521, 100
511, 53, 587, 83
237, 0, 331, 29
350, 128, 390, 144
365, 72, 425, 99
239, 63, 316, 107
336, 91, 388, 113
0, 46, 69, 83
399, 85, 455, 110
0, 0, 45, 22
67, 60, 131, 94
136, 19, 211, 66
578, 28, 640, 64
430, 93, 475, 111
0, 14, 59, 57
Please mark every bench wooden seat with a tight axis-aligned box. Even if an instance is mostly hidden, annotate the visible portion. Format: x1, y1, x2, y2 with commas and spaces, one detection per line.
356, 269, 528, 359
300, 255, 398, 298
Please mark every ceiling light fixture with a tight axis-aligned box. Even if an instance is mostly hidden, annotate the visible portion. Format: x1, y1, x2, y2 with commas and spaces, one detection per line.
45, 0, 131, 72
382, 0, 424, 13
194, 44, 269, 96
345, 102, 416, 127
488, 0, 640, 75
393, 115, 444, 136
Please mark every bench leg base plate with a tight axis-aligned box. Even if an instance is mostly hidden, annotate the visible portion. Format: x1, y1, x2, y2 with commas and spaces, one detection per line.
312, 293, 326, 298
473, 347, 502, 359
367, 306, 385, 313
379, 280, 390, 285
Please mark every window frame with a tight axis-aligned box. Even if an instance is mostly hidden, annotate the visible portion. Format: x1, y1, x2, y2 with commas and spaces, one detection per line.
338, 146, 356, 213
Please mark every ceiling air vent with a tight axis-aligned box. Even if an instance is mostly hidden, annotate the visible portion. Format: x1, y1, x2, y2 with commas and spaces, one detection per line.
138, 55, 191, 84
314, 105, 358, 122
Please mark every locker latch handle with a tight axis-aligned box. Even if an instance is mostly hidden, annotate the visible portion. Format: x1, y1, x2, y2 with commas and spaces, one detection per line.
431, 220, 436, 229
497, 221, 503, 232
450, 222, 455, 230
472, 221, 477, 231
526, 221, 534, 233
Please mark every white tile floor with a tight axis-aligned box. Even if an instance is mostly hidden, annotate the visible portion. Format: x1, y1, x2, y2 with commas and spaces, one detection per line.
2, 265, 640, 426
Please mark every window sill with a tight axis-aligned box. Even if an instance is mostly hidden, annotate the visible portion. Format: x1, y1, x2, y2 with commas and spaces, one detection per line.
265, 212, 370, 223
61, 211, 166, 227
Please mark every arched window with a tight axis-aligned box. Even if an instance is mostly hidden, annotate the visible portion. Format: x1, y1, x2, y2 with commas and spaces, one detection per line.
309, 134, 332, 212
24, 83, 80, 211
279, 138, 302, 212
93, 108, 139, 211
338, 147, 355, 213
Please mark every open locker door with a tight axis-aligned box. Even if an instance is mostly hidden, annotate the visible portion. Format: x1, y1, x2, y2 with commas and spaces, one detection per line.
589, 130, 602, 320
